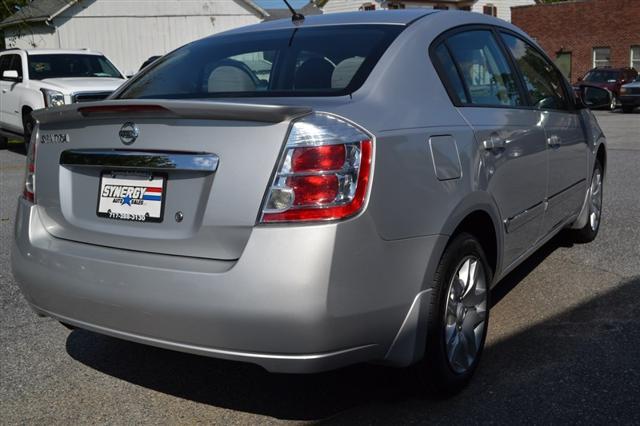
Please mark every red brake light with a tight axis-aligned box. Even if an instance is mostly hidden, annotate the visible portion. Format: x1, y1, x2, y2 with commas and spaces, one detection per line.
288, 175, 339, 205
291, 145, 346, 173
24, 136, 36, 203
78, 104, 169, 116
260, 113, 373, 223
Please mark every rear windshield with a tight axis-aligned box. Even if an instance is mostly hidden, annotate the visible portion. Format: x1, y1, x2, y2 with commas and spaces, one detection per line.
583, 69, 619, 83
27, 54, 123, 80
117, 25, 403, 99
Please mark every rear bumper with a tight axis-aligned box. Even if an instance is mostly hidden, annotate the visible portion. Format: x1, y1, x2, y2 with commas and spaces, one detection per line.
12, 198, 444, 373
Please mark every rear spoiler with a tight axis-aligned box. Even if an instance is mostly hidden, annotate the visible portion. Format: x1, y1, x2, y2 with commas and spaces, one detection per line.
32, 100, 312, 125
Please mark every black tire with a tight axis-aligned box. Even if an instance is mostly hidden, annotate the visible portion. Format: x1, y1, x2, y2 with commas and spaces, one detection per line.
0, 135, 7, 150
622, 106, 634, 113
416, 232, 492, 396
22, 110, 34, 147
568, 160, 603, 243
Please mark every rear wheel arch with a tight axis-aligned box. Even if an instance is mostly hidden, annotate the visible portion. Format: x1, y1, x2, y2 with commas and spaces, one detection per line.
450, 210, 498, 277
439, 194, 503, 278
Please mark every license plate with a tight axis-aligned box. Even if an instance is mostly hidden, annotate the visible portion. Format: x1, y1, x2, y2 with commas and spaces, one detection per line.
97, 172, 166, 222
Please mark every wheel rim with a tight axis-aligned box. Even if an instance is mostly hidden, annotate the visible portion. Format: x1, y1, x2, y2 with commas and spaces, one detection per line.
444, 256, 488, 374
610, 96, 617, 110
589, 168, 603, 231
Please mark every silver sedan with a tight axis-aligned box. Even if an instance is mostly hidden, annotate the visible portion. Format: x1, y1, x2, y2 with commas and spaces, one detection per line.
12, 9, 608, 394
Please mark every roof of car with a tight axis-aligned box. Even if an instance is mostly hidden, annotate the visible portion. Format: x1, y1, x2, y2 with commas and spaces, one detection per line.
222, 9, 437, 35
24, 48, 104, 56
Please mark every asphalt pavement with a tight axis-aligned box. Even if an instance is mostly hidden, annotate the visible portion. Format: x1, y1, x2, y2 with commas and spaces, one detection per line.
1, 110, 639, 424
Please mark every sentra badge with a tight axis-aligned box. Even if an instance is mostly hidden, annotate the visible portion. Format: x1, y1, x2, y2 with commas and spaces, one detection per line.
40, 133, 69, 144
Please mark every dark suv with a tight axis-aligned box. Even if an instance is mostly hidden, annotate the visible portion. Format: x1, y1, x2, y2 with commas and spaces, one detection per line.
575, 67, 638, 110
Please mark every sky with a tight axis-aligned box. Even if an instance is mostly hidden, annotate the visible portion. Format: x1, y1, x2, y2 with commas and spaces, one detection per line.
255, 0, 309, 9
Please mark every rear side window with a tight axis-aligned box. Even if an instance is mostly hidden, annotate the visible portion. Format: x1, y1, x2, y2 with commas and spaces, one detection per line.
117, 25, 403, 99
433, 44, 469, 104
500, 33, 569, 111
443, 30, 523, 107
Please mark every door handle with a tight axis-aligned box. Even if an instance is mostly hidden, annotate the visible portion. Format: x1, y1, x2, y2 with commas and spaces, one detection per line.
483, 133, 506, 152
547, 135, 561, 148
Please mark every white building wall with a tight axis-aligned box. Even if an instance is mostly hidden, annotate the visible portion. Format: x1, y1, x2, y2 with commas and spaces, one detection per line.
322, 0, 372, 13
471, 0, 535, 22
4, 0, 261, 74
4, 26, 59, 51
322, 0, 534, 20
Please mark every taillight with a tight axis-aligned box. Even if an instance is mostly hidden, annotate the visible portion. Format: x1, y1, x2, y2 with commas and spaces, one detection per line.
260, 113, 373, 223
24, 134, 36, 203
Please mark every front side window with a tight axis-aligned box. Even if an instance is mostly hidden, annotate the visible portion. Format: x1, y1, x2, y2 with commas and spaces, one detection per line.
1, 54, 23, 78
593, 47, 611, 68
12, 55, 23, 77
27, 54, 123, 80
117, 25, 403, 99
501, 33, 569, 111
442, 30, 522, 107
0, 55, 11, 76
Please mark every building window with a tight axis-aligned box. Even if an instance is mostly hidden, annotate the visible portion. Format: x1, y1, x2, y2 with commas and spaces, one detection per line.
433, 5, 449, 10
360, 2, 376, 10
483, 5, 497, 16
631, 46, 640, 70
593, 47, 611, 68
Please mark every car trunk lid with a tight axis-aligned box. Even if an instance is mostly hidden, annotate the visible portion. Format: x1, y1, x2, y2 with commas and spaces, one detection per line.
32, 100, 310, 260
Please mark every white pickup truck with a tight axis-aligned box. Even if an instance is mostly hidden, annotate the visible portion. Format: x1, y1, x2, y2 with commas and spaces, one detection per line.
0, 48, 126, 148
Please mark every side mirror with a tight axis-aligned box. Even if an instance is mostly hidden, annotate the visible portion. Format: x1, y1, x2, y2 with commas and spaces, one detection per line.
1, 70, 21, 82
576, 84, 612, 109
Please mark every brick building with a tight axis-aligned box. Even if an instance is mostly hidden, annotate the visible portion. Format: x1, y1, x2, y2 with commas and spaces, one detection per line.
511, 0, 640, 83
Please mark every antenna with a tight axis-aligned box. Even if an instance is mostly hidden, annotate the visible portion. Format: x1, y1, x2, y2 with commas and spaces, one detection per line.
282, 0, 305, 24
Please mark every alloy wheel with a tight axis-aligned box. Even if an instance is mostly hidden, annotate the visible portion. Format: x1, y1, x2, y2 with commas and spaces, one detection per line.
444, 256, 488, 374
589, 168, 603, 231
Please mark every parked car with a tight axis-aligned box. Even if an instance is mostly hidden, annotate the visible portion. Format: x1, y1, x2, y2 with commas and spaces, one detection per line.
574, 67, 638, 110
0, 48, 126, 149
619, 74, 640, 113
12, 10, 609, 394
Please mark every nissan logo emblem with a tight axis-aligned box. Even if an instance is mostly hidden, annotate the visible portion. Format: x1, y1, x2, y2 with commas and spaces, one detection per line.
119, 122, 139, 145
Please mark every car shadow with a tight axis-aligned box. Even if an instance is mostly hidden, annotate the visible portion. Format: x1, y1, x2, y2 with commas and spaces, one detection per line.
65, 236, 638, 422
